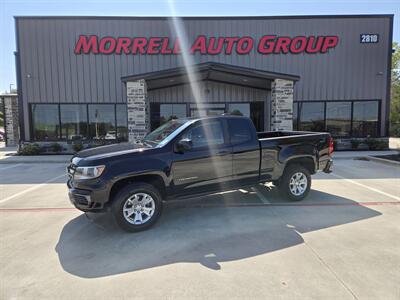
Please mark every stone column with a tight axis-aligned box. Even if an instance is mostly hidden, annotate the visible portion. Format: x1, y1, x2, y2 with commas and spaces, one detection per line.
270, 79, 294, 131
2, 95, 20, 146
126, 80, 150, 143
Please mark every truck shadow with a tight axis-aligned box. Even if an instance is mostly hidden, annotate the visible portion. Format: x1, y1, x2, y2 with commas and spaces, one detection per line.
55, 189, 381, 278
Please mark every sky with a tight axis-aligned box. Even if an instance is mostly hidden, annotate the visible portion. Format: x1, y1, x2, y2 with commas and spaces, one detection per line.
0, 0, 399, 92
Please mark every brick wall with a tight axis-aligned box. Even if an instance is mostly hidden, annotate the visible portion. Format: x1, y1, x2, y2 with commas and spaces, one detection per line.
126, 80, 150, 142
270, 79, 294, 131
2, 95, 20, 146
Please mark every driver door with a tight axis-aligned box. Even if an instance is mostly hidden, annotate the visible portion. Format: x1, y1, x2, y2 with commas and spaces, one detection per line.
171, 119, 233, 197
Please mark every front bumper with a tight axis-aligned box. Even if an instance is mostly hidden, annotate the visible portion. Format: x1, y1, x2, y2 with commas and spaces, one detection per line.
67, 180, 108, 212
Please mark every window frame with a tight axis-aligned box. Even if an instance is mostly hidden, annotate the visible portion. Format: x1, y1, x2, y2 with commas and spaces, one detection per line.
150, 103, 188, 130
351, 100, 380, 137
59, 104, 89, 140
30, 103, 61, 141
176, 119, 229, 151
297, 101, 326, 133
159, 103, 188, 124
227, 118, 255, 145
227, 103, 251, 117
325, 101, 352, 137
152, 101, 265, 131
29, 103, 129, 142
88, 103, 117, 140
293, 99, 381, 137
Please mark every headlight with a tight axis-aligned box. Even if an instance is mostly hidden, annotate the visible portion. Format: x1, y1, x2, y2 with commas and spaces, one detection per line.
74, 165, 105, 180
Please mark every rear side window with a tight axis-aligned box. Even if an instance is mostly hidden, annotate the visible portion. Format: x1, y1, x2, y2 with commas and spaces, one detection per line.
182, 121, 225, 149
228, 119, 253, 144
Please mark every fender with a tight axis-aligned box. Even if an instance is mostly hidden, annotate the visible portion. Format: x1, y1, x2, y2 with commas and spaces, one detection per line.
108, 156, 171, 188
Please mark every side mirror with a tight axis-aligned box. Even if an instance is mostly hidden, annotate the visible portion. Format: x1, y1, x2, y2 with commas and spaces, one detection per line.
175, 138, 193, 153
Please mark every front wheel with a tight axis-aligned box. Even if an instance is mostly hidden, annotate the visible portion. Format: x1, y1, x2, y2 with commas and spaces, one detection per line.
278, 165, 311, 201
111, 182, 163, 232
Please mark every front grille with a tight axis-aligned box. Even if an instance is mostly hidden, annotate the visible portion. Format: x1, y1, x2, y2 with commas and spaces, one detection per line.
72, 194, 89, 206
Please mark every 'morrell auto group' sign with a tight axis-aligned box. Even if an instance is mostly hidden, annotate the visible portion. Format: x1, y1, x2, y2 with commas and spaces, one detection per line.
74, 35, 339, 55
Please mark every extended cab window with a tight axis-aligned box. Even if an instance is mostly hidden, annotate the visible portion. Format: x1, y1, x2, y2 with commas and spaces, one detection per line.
182, 121, 225, 149
228, 119, 253, 144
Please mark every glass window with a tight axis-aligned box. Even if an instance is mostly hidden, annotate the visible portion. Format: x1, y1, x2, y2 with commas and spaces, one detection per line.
228, 118, 252, 144
150, 103, 161, 131
144, 119, 187, 145
326, 102, 351, 136
182, 121, 225, 149
60, 104, 88, 140
31, 104, 60, 140
293, 102, 298, 130
160, 104, 187, 125
88, 104, 116, 140
228, 103, 250, 117
299, 102, 325, 132
352, 101, 379, 137
116, 104, 128, 142
190, 103, 225, 117
250, 102, 264, 131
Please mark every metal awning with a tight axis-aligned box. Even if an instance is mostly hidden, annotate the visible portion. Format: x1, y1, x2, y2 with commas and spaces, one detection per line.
121, 62, 300, 90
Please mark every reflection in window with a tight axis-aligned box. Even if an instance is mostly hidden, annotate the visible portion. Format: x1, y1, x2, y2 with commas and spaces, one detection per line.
88, 104, 116, 139
228, 119, 252, 144
293, 102, 298, 130
326, 102, 351, 136
160, 104, 187, 125
228, 103, 250, 117
32, 104, 60, 140
250, 102, 264, 131
60, 104, 88, 140
182, 121, 225, 148
116, 104, 128, 142
298, 102, 325, 132
352, 101, 379, 137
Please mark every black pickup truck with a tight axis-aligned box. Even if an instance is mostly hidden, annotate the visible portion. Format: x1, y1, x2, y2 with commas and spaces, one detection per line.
67, 115, 333, 232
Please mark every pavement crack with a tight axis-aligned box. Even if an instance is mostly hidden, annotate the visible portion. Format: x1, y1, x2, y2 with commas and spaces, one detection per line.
296, 230, 359, 300
270, 206, 359, 300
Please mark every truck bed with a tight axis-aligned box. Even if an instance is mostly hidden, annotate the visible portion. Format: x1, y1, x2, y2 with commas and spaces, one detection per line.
257, 130, 332, 180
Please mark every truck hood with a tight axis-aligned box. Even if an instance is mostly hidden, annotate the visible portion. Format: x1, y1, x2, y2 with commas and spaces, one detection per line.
74, 142, 153, 160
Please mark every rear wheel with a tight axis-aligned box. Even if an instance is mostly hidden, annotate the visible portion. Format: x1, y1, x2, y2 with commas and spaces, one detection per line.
111, 182, 163, 232
278, 164, 311, 201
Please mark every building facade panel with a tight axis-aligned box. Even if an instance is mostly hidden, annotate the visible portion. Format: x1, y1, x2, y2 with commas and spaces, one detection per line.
15, 15, 393, 140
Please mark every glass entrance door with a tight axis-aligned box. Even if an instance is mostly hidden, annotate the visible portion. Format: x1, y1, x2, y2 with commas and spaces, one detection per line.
190, 103, 226, 117
187, 102, 265, 131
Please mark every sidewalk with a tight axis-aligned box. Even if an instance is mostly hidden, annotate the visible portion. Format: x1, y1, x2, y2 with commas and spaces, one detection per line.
333, 150, 399, 159
0, 143, 72, 164
0, 155, 72, 164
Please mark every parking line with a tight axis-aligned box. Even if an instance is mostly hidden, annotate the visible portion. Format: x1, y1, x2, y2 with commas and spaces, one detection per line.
330, 172, 400, 201
251, 185, 271, 204
0, 174, 66, 204
0, 163, 22, 171
1, 201, 399, 213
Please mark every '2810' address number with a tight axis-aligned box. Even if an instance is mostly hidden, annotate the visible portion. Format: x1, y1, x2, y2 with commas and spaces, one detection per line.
360, 34, 379, 43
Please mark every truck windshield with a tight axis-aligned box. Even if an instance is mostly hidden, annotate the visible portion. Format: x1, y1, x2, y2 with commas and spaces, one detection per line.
143, 119, 188, 145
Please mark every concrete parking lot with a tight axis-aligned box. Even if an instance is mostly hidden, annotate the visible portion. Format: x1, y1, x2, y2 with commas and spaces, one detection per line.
1, 158, 399, 299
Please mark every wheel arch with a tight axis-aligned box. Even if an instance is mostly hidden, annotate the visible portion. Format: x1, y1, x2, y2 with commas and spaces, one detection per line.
283, 156, 316, 175
109, 173, 167, 204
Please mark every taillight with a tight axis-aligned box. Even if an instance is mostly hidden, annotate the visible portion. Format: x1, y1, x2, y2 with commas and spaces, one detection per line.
328, 136, 334, 155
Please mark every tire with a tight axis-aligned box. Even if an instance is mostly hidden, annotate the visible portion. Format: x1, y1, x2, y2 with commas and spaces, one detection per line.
111, 182, 163, 232
278, 164, 311, 201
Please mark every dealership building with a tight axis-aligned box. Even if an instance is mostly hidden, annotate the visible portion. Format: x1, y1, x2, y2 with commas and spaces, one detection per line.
12, 15, 393, 144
